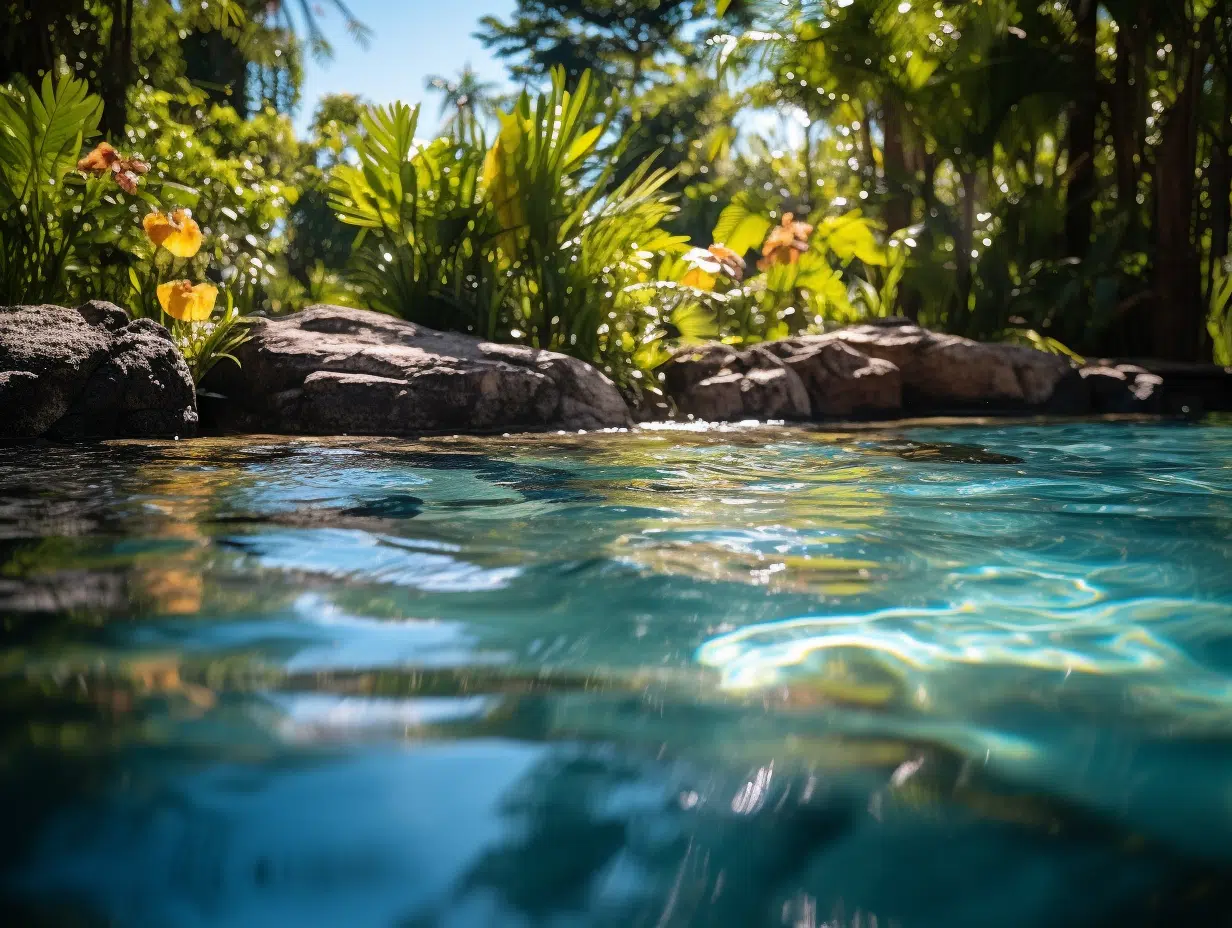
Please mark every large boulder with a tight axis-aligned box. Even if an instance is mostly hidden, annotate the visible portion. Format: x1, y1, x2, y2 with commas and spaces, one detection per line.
766, 337, 903, 417
201, 305, 631, 435
0, 302, 197, 440
658, 344, 811, 421
658, 337, 903, 422
656, 324, 1088, 422
813, 324, 1079, 413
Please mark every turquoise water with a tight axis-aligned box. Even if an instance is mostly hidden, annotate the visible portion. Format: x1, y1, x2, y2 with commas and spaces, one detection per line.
2, 420, 1231, 926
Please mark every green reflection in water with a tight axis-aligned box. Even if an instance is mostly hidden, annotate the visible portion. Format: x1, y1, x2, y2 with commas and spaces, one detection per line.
2, 422, 1231, 925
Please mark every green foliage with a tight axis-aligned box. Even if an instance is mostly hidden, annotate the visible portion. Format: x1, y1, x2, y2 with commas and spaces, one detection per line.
173, 293, 253, 385
481, 69, 682, 365
122, 87, 302, 307
1209, 260, 1232, 367
0, 73, 109, 304
329, 102, 500, 332
713, 195, 773, 256
327, 69, 683, 383
697, 193, 887, 343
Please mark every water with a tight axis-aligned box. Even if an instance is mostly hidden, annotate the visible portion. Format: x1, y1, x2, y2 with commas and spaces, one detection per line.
1, 420, 1231, 927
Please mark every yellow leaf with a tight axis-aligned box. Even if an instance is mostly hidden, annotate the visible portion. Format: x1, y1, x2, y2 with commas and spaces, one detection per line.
563, 125, 604, 171
482, 117, 526, 254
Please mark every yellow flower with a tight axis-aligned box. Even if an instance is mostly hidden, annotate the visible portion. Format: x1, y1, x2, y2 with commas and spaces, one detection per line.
143, 209, 204, 258
681, 243, 747, 290
157, 280, 218, 322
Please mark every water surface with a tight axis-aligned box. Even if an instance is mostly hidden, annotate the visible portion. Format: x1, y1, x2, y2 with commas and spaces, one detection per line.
2, 420, 1231, 926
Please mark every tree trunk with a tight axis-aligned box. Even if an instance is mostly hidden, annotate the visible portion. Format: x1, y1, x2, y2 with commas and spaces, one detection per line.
1064, 0, 1098, 258
1110, 15, 1140, 208
859, 108, 876, 184
954, 169, 978, 329
882, 95, 913, 236
1152, 16, 1211, 361
100, 0, 132, 138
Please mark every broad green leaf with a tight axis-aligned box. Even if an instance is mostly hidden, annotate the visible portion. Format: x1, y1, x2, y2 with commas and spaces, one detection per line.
713, 197, 773, 256
816, 210, 886, 267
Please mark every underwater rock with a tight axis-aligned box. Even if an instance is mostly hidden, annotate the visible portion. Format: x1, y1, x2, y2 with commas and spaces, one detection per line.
0, 302, 197, 440
200, 305, 631, 435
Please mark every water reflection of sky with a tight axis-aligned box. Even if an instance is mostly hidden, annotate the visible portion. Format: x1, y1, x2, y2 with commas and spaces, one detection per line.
3, 422, 1232, 925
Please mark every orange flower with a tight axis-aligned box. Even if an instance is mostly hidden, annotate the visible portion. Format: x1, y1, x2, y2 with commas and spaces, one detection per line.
143, 209, 204, 258
757, 212, 814, 271
682, 243, 747, 289
157, 280, 218, 321
77, 141, 150, 193
705, 244, 746, 282
77, 141, 120, 174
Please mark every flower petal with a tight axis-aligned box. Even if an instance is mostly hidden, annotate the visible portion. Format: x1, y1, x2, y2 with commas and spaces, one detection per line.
157, 281, 217, 321
144, 209, 204, 258
707, 244, 746, 281
77, 142, 118, 175
682, 267, 718, 291
114, 170, 139, 195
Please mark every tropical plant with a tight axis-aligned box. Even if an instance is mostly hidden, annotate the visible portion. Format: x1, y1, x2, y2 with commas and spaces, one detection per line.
172, 287, 253, 383
0, 73, 112, 305
480, 69, 684, 369
327, 68, 684, 384
668, 192, 887, 344
329, 101, 502, 334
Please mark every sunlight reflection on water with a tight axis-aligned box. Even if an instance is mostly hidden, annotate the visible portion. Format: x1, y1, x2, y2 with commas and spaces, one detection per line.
3, 420, 1232, 926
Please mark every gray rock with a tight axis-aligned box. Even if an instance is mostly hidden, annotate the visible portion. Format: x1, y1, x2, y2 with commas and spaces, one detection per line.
201, 305, 631, 435
816, 324, 1077, 411
659, 343, 810, 421
0, 302, 197, 439
659, 324, 1085, 421
768, 338, 903, 417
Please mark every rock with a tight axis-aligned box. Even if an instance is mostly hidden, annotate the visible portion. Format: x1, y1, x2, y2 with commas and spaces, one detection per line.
657, 325, 1090, 421
767, 338, 902, 417
1080, 364, 1162, 414
0, 303, 197, 440
1081, 358, 1232, 415
200, 305, 630, 435
817, 324, 1078, 412
659, 344, 810, 421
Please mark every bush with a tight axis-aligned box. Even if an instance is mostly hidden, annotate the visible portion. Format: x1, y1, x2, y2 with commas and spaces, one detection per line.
328, 69, 682, 384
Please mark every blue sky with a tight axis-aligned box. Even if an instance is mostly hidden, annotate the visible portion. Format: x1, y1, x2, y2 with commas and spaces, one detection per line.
295, 0, 516, 135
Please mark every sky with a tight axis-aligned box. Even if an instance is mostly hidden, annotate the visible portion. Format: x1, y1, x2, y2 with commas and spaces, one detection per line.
294, 0, 516, 136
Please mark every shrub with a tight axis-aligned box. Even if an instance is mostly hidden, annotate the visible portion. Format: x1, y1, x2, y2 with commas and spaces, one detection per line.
328, 69, 683, 385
